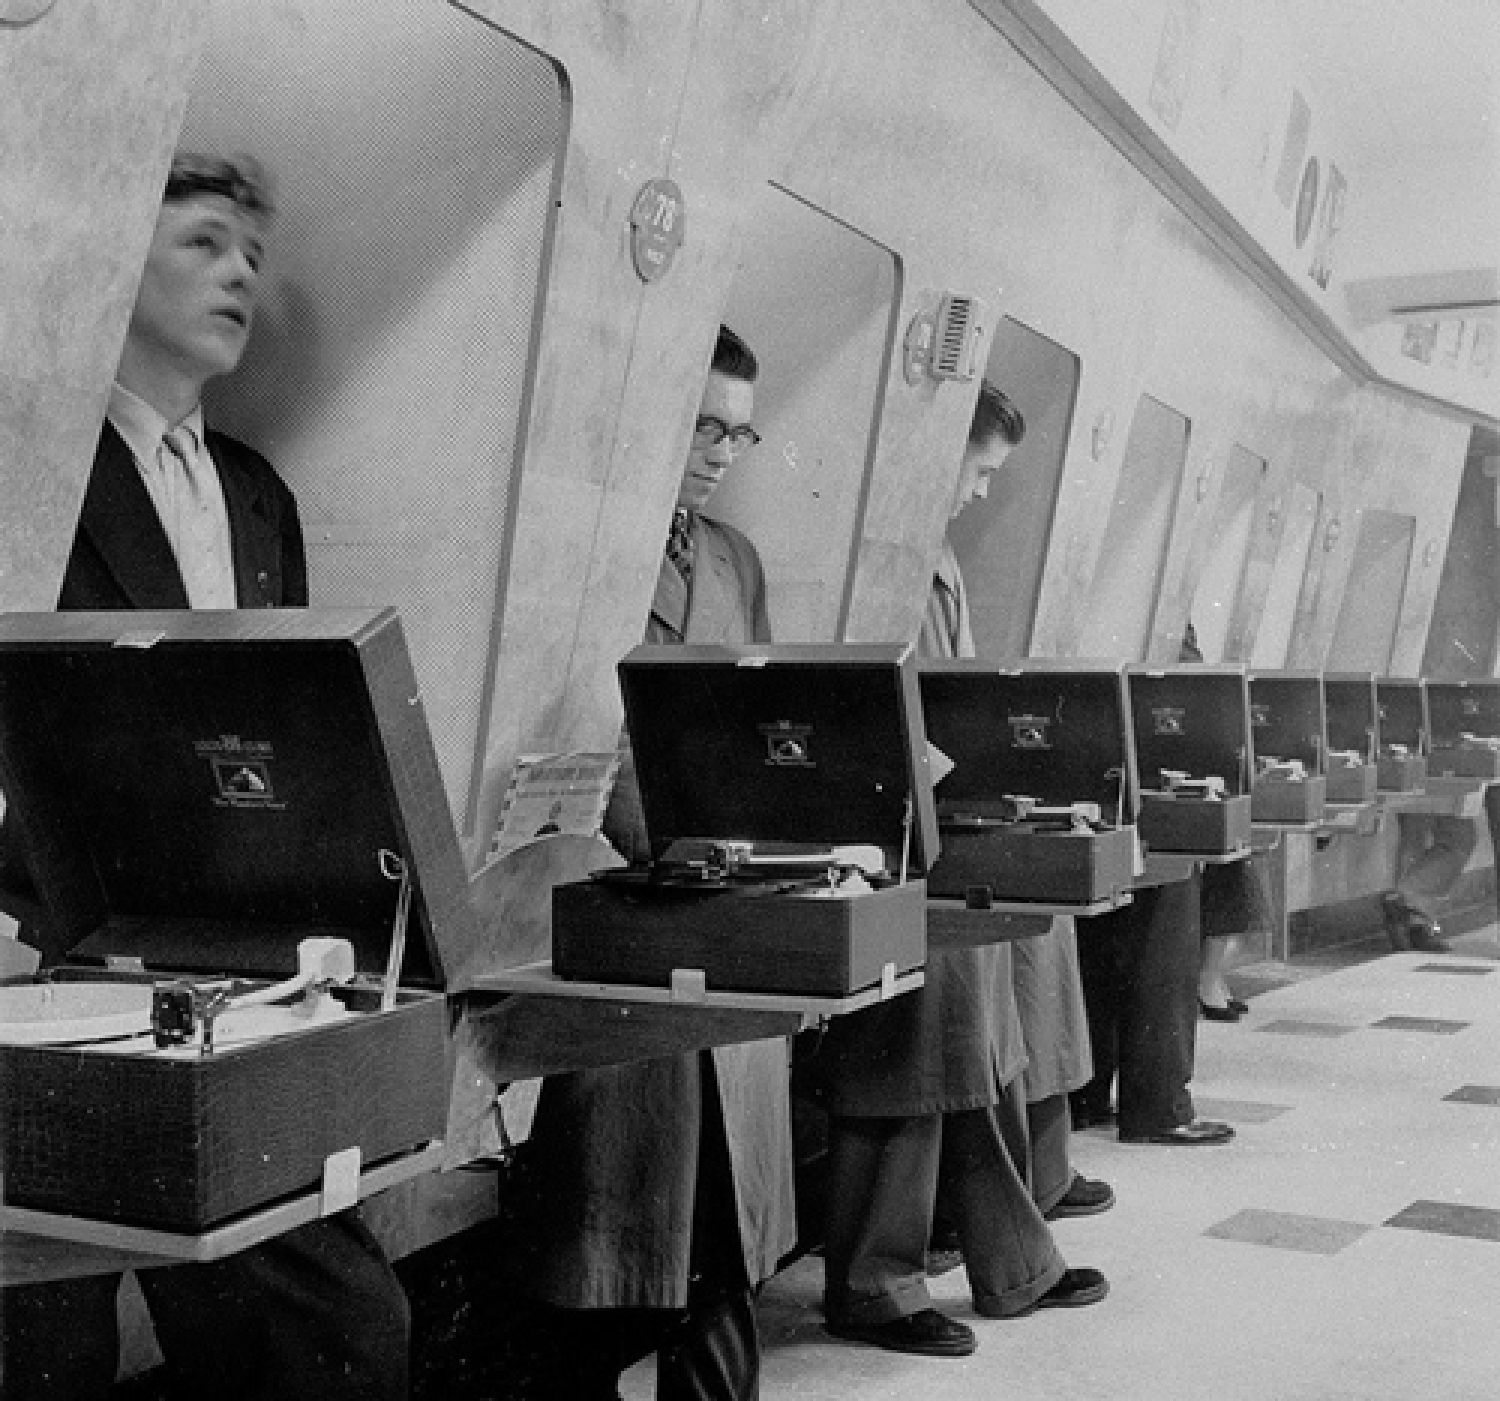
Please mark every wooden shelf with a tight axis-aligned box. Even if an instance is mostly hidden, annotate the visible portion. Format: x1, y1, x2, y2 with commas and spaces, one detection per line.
1, 1143, 445, 1277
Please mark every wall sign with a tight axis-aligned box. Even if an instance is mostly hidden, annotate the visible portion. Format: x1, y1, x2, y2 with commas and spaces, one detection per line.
629, 178, 684, 283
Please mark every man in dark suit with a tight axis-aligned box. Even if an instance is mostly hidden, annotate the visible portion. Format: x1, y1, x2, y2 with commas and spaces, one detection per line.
509, 327, 795, 1401
0, 152, 407, 1401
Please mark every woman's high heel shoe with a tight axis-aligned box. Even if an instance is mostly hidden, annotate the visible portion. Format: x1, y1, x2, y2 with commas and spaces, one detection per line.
1199, 999, 1242, 1022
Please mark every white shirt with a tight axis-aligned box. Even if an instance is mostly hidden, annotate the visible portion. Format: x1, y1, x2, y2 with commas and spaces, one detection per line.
106, 382, 237, 608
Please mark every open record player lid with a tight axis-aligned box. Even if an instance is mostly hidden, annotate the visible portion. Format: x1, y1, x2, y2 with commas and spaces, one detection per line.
1424, 678, 1500, 744
1247, 671, 1328, 773
1125, 663, 1253, 794
618, 643, 939, 875
917, 660, 1139, 821
1374, 676, 1430, 750
0, 607, 476, 988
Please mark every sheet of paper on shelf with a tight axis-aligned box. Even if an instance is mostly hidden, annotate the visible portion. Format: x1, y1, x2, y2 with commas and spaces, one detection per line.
487, 751, 620, 862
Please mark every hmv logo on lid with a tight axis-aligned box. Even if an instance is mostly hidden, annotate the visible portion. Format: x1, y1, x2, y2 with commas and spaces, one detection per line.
760, 721, 815, 768
1152, 706, 1187, 737
195, 735, 287, 810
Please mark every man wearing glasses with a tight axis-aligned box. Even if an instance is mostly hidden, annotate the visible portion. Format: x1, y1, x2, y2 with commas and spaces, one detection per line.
510, 326, 794, 1401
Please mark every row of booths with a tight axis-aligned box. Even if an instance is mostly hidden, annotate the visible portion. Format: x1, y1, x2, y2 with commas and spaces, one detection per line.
0, 612, 1495, 1274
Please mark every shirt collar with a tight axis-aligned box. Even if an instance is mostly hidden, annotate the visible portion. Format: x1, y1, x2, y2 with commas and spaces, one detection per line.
106, 382, 206, 465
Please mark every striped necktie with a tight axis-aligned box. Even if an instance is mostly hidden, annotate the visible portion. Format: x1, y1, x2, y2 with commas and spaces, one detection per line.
666, 508, 695, 586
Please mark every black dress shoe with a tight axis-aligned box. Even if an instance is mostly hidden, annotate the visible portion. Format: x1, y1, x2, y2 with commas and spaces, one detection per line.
983, 1267, 1110, 1318
1199, 999, 1242, 1022
1227, 997, 1250, 1015
1381, 893, 1450, 952
1070, 1101, 1117, 1130
1120, 1118, 1235, 1145
1044, 1173, 1115, 1220
826, 1307, 977, 1357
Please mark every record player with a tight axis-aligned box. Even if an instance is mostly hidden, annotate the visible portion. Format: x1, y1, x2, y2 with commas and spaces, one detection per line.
1374, 677, 1429, 791
1248, 671, 1328, 823
550, 644, 936, 997
1321, 672, 1379, 804
1126, 665, 1253, 854
0, 608, 475, 1236
1425, 680, 1500, 778
916, 662, 1139, 905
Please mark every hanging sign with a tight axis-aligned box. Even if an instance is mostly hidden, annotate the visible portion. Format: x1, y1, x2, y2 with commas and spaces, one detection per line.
629, 178, 685, 283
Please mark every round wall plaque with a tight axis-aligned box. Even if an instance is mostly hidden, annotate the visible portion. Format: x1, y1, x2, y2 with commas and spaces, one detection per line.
0, 0, 59, 24
629, 178, 685, 283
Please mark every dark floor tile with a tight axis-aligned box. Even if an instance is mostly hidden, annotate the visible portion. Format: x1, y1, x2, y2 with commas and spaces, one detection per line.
1369, 1015, 1469, 1034
1193, 1097, 1292, 1124
1412, 963, 1494, 975
1385, 1200, 1500, 1243
1205, 1208, 1371, 1255
1443, 1085, 1500, 1106
1256, 1019, 1357, 1038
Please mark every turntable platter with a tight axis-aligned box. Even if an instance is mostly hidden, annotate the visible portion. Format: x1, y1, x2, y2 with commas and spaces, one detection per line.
0, 983, 153, 1046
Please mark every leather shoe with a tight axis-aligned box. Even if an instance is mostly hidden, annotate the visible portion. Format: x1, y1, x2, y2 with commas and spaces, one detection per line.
1199, 999, 1242, 1022
1044, 1173, 1115, 1219
1120, 1118, 1235, 1145
1070, 1101, 1116, 1130
984, 1267, 1110, 1318
825, 1307, 977, 1357
1227, 997, 1250, 1014
1381, 893, 1450, 952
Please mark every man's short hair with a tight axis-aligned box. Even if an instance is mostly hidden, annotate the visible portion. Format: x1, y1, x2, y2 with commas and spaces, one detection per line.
969, 380, 1025, 447
712, 325, 758, 383
163, 152, 275, 220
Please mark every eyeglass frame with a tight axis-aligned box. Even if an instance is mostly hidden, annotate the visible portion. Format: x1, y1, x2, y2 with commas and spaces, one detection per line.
692, 415, 762, 452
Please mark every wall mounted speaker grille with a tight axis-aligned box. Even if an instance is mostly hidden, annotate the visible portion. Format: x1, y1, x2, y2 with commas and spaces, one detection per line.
930, 294, 982, 379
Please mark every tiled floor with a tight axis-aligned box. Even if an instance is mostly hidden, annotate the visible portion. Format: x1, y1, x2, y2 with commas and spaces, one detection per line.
623, 922, 1500, 1400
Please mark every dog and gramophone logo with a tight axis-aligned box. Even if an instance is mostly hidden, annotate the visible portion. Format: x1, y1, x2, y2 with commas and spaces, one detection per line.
195, 735, 286, 810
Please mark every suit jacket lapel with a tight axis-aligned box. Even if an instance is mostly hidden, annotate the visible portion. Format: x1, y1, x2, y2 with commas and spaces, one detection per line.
76, 424, 190, 608
208, 431, 279, 607
682, 521, 748, 644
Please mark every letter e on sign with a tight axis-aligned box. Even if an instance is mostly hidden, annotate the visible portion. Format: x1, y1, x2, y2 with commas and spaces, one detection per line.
629, 178, 685, 283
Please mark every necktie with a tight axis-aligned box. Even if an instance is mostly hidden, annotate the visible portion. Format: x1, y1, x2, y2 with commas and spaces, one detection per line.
666, 508, 695, 586
934, 573, 962, 655
159, 426, 235, 608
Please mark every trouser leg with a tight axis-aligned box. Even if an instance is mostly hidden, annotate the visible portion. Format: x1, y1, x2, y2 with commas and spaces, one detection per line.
140, 1212, 409, 1401
941, 1093, 1065, 1317
1074, 906, 1124, 1119
822, 1114, 940, 1327
0, 1273, 121, 1401
1115, 877, 1200, 1137
1485, 783, 1500, 923
1025, 1092, 1074, 1214
1397, 814, 1477, 914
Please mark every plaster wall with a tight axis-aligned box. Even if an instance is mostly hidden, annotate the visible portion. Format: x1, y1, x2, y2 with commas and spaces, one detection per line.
0, 0, 207, 610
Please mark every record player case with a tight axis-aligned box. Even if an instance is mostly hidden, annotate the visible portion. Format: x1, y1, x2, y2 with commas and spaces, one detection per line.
1126, 665, 1253, 854
551, 644, 936, 997
1247, 671, 1328, 824
1425, 680, 1500, 778
917, 661, 1139, 905
0, 608, 476, 1237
